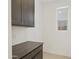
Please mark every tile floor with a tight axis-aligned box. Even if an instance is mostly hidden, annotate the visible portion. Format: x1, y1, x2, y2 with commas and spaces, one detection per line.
43, 52, 71, 59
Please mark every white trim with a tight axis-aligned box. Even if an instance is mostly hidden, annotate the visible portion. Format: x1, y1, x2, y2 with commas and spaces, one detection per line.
56, 6, 69, 9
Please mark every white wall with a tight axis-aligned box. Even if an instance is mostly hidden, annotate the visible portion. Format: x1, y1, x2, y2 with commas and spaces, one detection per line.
8, 0, 12, 59
12, 0, 43, 45
41, 0, 71, 57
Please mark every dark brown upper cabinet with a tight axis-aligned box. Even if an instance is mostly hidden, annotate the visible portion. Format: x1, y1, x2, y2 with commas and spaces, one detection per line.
12, 0, 34, 27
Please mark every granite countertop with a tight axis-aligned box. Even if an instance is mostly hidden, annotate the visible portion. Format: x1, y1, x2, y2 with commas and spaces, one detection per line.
12, 41, 43, 59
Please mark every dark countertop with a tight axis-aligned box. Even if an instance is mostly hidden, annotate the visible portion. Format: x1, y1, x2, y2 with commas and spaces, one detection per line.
12, 41, 43, 59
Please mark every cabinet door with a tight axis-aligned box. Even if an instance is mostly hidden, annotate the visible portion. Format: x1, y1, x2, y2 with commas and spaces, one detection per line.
22, 0, 34, 26
32, 50, 43, 59
12, 0, 21, 25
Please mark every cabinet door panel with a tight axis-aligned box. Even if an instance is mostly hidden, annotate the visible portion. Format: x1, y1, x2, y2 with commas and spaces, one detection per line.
12, 0, 21, 25
32, 50, 43, 59
22, 0, 34, 26
27, 0, 34, 26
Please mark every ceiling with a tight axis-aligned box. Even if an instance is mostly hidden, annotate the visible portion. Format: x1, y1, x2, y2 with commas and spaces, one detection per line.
40, 0, 70, 2
40, 0, 56, 2
40, 0, 70, 4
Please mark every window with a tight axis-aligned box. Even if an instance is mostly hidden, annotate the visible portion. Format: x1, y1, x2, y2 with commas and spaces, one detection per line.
56, 6, 68, 30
